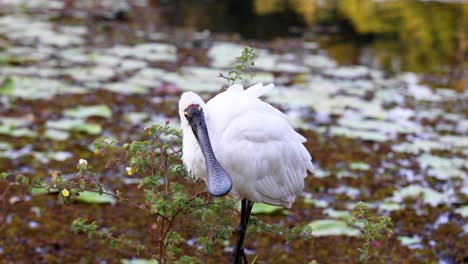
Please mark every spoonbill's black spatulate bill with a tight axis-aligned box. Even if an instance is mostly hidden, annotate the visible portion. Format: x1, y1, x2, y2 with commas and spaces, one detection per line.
179, 83, 314, 263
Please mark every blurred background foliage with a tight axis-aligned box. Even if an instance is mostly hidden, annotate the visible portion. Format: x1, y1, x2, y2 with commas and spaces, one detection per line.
158, 0, 466, 90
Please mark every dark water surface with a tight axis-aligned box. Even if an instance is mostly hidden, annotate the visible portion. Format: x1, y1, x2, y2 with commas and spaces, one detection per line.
154, 0, 467, 90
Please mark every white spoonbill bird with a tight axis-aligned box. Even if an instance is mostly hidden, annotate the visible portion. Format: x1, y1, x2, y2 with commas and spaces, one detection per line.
178, 83, 314, 263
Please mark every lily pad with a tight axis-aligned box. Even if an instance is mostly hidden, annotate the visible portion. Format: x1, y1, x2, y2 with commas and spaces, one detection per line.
77, 191, 116, 205
46, 119, 102, 135
304, 198, 329, 208
308, 219, 360, 237
454, 206, 468, 217
350, 162, 370, 171
323, 208, 353, 221
378, 202, 403, 212
397, 235, 422, 246
30, 187, 59, 196
63, 66, 115, 82
64, 105, 112, 119
237, 202, 284, 215
124, 112, 150, 125
0, 76, 86, 99
0, 125, 36, 137
32, 151, 73, 163
326, 126, 388, 142
121, 259, 158, 264
0, 141, 12, 150
390, 185, 453, 207
104, 82, 148, 94
418, 154, 466, 180
44, 129, 70, 141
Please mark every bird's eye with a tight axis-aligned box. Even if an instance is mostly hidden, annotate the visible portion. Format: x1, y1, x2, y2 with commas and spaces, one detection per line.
184, 111, 188, 117
198, 106, 202, 111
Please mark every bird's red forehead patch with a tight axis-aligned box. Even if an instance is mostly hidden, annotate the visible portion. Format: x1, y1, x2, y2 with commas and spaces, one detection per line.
185, 104, 196, 110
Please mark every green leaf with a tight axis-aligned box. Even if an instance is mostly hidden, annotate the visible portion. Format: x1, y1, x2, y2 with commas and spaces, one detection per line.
397, 235, 422, 246
121, 259, 158, 264
349, 162, 371, 171
46, 118, 102, 135
0, 77, 14, 94
0, 125, 37, 138
64, 104, 112, 119
454, 206, 468, 217
77, 191, 116, 205
44, 129, 70, 141
30, 187, 59, 196
308, 219, 361, 237
237, 202, 284, 215
0, 172, 8, 180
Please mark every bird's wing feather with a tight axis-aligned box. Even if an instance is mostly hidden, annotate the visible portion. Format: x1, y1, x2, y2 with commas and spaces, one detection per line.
206, 83, 288, 136
244, 83, 275, 98
205, 83, 313, 207
226, 84, 244, 93
217, 111, 313, 207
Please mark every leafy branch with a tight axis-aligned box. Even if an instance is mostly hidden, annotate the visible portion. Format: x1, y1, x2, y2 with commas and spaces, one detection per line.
218, 47, 257, 85
353, 202, 393, 264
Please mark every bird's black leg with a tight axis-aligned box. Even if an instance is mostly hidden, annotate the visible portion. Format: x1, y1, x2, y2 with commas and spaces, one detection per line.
233, 199, 254, 264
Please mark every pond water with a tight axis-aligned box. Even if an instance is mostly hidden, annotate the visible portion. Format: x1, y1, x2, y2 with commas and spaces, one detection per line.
0, 0, 467, 263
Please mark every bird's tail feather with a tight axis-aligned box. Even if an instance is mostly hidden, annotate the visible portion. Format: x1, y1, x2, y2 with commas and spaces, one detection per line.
245, 83, 275, 98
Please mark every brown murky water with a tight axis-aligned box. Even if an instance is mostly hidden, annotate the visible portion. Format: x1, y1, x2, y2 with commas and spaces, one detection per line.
0, 1, 467, 263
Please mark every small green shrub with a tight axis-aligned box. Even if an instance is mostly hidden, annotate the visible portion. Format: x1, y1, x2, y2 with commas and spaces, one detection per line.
353, 201, 393, 264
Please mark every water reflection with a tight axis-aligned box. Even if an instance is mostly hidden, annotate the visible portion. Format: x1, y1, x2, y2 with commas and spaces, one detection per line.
153, 0, 467, 90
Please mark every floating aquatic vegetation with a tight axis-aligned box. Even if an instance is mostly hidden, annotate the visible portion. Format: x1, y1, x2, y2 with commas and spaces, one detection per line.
32, 151, 73, 163
378, 202, 403, 212
329, 185, 360, 199
417, 154, 466, 180
338, 118, 421, 136
124, 112, 150, 125
104, 82, 148, 94
454, 206, 468, 218
308, 219, 360, 237
1, 0, 64, 10
323, 66, 381, 80
439, 135, 468, 149
44, 129, 70, 141
321, 126, 388, 142
0, 141, 12, 150
391, 139, 447, 154
303, 54, 337, 68
76, 191, 116, 205
64, 105, 112, 119
46, 119, 102, 135
30, 186, 58, 196
63, 67, 115, 82
323, 208, 353, 221
57, 48, 90, 64
337, 170, 360, 179
107, 43, 177, 62
0, 76, 87, 99
397, 235, 423, 249
0, 116, 36, 137
121, 259, 158, 264
119, 59, 148, 72
349, 162, 371, 171
209, 42, 307, 73
389, 185, 454, 207
0, 15, 86, 47
303, 197, 329, 208
312, 169, 331, 178
241, 203, 285, 215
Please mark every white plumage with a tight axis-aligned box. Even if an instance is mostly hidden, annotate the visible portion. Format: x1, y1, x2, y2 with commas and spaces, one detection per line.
179, 83, 314, 208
